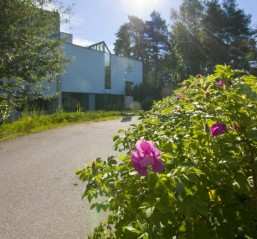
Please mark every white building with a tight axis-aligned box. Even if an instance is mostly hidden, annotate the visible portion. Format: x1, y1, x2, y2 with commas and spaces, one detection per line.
50, 32, 143, 111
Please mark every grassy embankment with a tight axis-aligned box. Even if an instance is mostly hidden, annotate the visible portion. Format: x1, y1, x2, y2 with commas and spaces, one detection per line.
0, 111, 123, 141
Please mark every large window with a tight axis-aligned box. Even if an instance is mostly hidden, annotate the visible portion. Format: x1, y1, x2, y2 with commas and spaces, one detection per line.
87, 41, 112, 89
104, 53, 111, 89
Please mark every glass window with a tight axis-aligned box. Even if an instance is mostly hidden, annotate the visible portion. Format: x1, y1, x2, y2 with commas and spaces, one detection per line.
104, 53, 111, 89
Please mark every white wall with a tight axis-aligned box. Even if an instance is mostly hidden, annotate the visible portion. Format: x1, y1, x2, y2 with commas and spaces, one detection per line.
61, 43, 143, 95
110, 55, 143, 95
61, 44, 105, 94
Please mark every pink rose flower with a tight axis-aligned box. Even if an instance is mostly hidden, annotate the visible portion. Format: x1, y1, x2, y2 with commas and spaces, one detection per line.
216, 80, 225, 88
210, 123, 227, 137
176, 95, 182, 100
131, 139, 164, 176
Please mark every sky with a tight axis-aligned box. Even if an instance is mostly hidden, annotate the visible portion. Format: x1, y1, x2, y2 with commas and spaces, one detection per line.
53, 0, 257, 51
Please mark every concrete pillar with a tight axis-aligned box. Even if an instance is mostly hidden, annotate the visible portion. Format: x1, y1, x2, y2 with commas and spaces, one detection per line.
88, 94, 96, 111
124, 96, 134, 109
56, 76, 62, 111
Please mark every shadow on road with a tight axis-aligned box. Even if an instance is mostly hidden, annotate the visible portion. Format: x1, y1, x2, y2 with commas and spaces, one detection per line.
121, 116, 132, 122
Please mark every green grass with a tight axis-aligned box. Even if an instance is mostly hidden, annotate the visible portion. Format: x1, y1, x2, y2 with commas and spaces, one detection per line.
0, 111, 122, 141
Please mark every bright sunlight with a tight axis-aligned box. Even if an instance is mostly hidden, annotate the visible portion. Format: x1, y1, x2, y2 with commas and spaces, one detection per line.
121, 0, 160, 14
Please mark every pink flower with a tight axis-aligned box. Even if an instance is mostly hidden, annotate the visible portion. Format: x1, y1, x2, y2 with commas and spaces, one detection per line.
216, 80, 225, 88
176, 94, 185, 100
176, 95, 182, 100
210, 123, 227, 137
131, 139, 164, 176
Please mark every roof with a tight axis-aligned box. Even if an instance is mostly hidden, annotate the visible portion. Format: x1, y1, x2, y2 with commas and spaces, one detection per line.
87, 41, 111, 54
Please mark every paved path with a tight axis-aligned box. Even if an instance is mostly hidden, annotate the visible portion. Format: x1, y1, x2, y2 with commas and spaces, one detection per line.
0, 118, 136, 239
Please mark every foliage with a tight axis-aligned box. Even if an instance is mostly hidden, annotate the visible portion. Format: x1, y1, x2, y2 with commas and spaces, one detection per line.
170, 0, 256, 77
114, 16, 146, 61
114, 0, 256, 100
0, 99, 11, 123
0, 0, 66, 118
77, 65, 257, 239
132, 82, 160, 110
0, 111, 121, 141
114, 12, 170, 102
114, 23, 132, 58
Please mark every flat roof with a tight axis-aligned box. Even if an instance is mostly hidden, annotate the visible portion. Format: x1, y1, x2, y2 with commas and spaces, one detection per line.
63, 42, 142, 63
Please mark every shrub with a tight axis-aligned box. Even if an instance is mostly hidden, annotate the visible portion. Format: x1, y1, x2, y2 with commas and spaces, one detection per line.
132, 82, 161, 110
77, 65, 257, 239
0, 99, 10, 123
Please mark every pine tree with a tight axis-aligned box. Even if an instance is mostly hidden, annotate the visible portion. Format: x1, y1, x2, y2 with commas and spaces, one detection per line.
144, 11, 169, 87
127, 16, 146, 60
202, 0, 254, 69
171, 0, 206, 75
170, 0, 256, 77
114, 12, 169, 86
114, 23, 131, 57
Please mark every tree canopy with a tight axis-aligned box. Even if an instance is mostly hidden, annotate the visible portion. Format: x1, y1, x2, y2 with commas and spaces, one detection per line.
114, 11, 170, 108
171, 0, 256, 77
0, 0, 66, 119
114, 0, 256, 106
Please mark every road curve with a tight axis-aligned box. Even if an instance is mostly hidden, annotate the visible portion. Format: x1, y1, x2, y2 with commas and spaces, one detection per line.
0, 118, 136, 239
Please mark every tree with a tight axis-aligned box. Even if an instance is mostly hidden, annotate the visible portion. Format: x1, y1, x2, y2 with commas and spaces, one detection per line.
114, 12, 170, 108
114, 16, 145, 60
114, 23, 131, 57
202, 0, 254, 69
170, 0, 256, 78
0, 0, 66, 119
127, 16, 146, 60
144, 11, 169, 87
170, 0, 207, 76
201, 0, 229, 67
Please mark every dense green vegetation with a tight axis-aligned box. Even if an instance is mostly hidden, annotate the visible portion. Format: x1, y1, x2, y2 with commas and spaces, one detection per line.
0, 111, 122, 141
114, 12, 170, 108
0, 0, 66, 121
114, 0, 257, 108
77, 65, 257, 238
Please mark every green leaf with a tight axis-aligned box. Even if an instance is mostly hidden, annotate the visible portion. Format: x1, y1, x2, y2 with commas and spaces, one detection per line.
123, 226, 140, 234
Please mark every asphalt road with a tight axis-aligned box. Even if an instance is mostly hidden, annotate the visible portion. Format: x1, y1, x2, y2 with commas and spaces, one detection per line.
0, 117, 136, 239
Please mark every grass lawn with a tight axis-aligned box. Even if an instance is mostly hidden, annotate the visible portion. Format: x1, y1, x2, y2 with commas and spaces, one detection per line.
0, 111, 123, 142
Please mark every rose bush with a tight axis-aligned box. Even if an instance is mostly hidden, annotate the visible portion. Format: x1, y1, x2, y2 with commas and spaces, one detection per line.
77, 65, 257, 239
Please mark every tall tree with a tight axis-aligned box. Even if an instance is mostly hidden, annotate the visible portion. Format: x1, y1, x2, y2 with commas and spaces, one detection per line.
127, 16, 146, 60
114, 12, 171, 108
201, 0, 228, 67
144, 11, 169, 86
170, 0, 207, 76
114, 23, 131, 57
114, 12, 169, 85
170, 0, 256, 77
114, 16, 146, 60
202, 0, 254, 69
0, 0, 66, 118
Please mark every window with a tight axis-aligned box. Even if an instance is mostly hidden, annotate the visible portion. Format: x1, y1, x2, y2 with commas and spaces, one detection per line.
87, 42, 112, 89
104, 53, 111, 89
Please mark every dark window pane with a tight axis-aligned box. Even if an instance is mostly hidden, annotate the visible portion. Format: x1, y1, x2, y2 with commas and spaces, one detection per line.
104, 53, 111, 89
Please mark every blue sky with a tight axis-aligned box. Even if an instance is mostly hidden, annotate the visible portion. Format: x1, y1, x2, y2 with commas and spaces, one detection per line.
56, 0, 257, 51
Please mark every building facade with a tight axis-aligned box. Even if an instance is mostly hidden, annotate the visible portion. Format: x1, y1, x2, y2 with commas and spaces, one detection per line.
51, 33, 143, 111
